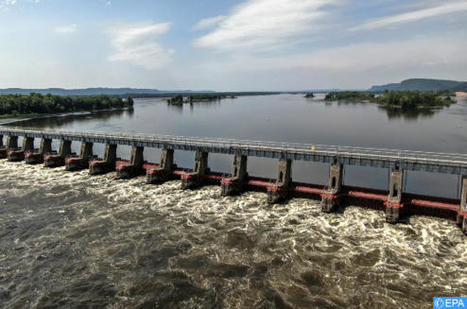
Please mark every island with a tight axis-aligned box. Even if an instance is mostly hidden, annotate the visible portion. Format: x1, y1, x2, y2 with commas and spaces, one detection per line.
325, 91, 375, 102
325, 91, 453, 107
167, 93, 237, 105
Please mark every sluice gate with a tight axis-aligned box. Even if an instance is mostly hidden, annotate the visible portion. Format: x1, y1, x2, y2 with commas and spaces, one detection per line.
1, 127, 466, 235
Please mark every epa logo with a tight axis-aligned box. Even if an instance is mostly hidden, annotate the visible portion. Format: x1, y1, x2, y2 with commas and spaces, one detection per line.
434, 297, 466, 309
435, 299, 445, 308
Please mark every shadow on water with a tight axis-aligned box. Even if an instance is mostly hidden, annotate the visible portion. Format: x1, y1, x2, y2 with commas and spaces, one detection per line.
321, 99, 440, 120
378, 105, 437, 120
7, 109, 134, 129
166, 99, 225, 115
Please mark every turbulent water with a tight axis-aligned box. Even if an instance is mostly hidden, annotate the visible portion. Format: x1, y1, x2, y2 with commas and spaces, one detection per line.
0, 160, 466, 309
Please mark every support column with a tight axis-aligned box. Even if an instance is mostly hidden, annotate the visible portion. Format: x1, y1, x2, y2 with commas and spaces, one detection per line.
89, 144, 117, 175
59, 140, 72, 156
6, 135, 18, 149
116, 146, 145, 179
104, 144, 117, 163
23, 137, 34, 151
146, 149, 176, 184
321, 163, 344, 213
66, 141, 93, 171
457, 176, 467, 235
44, 140, 71, 168
385, 168, 404, 224
1, 135, 16, 159
26, 138, 52, 164
267, 158, 292, 204
221, 155, 248, 196
40, 138, 53, 154
130, 146, 144, 166
181, 151, 209, 189
0, 135, 6, 158
7, 136, 30, 162
81, 142, 93, 158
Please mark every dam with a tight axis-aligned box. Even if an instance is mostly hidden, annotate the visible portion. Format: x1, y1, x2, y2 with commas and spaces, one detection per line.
0, 127, 466, 235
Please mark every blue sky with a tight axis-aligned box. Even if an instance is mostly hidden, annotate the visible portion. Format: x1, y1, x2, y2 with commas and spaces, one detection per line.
0, 0, 466, 90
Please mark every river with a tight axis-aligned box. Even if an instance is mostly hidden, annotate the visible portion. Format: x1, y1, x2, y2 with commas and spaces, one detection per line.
0, 94, 466, 308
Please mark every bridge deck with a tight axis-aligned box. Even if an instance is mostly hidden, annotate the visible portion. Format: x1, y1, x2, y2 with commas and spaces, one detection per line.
1, 127, 467, 175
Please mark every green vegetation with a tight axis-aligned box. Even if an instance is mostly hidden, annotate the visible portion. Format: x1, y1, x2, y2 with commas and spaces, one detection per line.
0, 93, 133, 118
167, 93, 237, 105
375, 91, 454, 109
304, 92, 314, 98
325, 91, 375, 101
324, 90, 455, 119
167, 95, 184, 105
325, 91, 453, 108
188, 94, 236, 102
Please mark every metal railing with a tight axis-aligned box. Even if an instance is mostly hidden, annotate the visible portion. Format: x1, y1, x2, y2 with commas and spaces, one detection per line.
1, 127, 467, 174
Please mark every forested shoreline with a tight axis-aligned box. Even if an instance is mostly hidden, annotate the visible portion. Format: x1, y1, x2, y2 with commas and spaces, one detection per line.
325, 91, 454, 110
0, 93, 134, 118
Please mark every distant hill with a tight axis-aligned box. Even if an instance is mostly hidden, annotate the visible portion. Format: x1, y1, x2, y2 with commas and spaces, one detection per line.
0, 88, 214, 97
369, 78, 467, 92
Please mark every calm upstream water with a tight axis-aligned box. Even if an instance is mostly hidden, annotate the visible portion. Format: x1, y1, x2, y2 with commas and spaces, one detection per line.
1, 94, 466, 308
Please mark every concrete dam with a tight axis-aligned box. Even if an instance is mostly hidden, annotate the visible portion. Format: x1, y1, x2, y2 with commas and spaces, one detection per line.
1, 127, 466, 235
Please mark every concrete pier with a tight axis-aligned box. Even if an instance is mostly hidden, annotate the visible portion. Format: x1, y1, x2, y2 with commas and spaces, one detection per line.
146, 149, 176, 184
221, 155, 248, 196
116, 146, 145, 179
6, 135, 18, 149
385, 168, 404, 224
458, 176, 467, 234
8, 137, 34, 162
44, 140, 72, 167
66, 142, 94, 171
89, 144, 117, 175
181, 151, 209, 189
267, 158, 292, 204
321, 162, 344, 213
2, 135, 18, 159
25, 138, 52, 164
0, 135, 7, 159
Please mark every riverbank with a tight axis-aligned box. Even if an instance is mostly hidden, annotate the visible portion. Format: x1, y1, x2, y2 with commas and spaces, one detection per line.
0, 93, 133, 121
0, 112, 42, 120
0, 107, 133, 126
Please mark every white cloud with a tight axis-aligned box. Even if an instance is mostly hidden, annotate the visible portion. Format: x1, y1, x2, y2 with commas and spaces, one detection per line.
106, 1, 111, 6
192, 15, 226, 31
351, 1, 467, 31
194, 0, 338, 51
0, 0, 16, 10
55, 24, 77, 34
191, 36, 467, 88
107, 22, 174, 71
1, 0, 39, 10
209, 31, 467, 89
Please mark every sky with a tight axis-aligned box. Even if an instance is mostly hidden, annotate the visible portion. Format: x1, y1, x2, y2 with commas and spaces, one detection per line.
0, 0, 466, 91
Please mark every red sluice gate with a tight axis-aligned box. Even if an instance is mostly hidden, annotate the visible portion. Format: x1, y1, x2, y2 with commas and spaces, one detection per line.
92, 160, 463, 221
